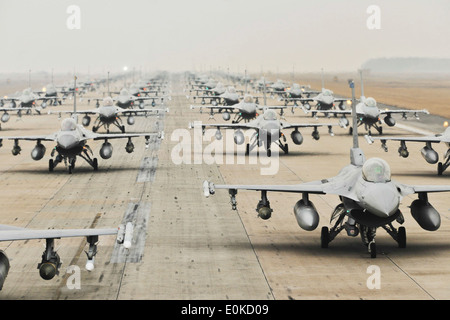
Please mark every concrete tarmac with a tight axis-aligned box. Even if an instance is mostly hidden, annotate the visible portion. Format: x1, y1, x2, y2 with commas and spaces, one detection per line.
0, 74, 448, 300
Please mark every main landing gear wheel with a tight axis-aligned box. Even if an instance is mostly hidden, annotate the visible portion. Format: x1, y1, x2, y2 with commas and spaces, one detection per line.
321, 226, 329, 248
49, 159, 54, 172
121, 125, 126, 133
245, 143, 250, 156
93, 158, 98, 171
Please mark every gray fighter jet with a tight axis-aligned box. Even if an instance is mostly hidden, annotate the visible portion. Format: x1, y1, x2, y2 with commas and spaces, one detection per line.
0, 222, 133, 289
189, 86, 242, 107
0, 117, 163, 173
35, 84, 67, 106
90, 88, 168, 109
278, 83, 321, 106
367, 126, 450, 175
309, 73, 429, 135
202, 80, 450, 258
1, 88, 55, 113
190, 94, 289, 123
50, 97, 168, 133
293, 88, 351, 113
191, 108, 336, 157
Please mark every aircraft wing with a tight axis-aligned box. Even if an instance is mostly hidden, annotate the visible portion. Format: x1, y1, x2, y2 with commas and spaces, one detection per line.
280, 121, 337, 134
116, 107, 169, 115
48, 109, 99, 116
256, 105, 289, 110
213, 183, 326, 194
90, 131, 164, 141
371, 134, 446, 144
0, 133, 57, 142
204, 164, 363, 201
0, 224, 118, 242
379, 109, 429, 116
408, 185, 450, 193
190, 105, 240, 114
193, 122, 259, 131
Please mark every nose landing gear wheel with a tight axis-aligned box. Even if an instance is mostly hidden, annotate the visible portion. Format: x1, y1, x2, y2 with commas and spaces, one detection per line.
369, 241, 377, 258
321, 226, 329, 248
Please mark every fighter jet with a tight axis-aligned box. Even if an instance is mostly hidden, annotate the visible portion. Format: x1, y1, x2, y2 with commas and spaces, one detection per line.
51, 97, 168, 133
190, 94, 289, 124
367, 125, 450, 176
90, 88, 168, 109
0, 222, 133, 289
0, 117, 164, 173
252, 77, 273, 92
278, 83, 321, 106
189, 86, 242, 107
1, 88, 55, 113
309, 72, 429, 135
188, 82, 227, 97
202, 80, 450, 258
190, 108, 336, 157
35, 84, 66, 106
269, 79, 288, 96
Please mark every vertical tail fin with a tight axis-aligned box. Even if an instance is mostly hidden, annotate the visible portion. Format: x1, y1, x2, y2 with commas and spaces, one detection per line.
349, 78, 365, 166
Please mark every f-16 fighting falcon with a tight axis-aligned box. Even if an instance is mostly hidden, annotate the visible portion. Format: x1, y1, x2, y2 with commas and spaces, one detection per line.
191, 108, 337, 157
307, 71, 429, 135
190, 94, 290, 124
50, 96, 168, 133
0, 117, 164, 173
202, 79, 450, 258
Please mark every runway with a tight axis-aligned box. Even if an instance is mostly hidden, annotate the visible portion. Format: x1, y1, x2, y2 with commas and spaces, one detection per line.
0, 74, 448, 300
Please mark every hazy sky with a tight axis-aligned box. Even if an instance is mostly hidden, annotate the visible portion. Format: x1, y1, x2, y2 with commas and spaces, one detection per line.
1, 0, 449, 76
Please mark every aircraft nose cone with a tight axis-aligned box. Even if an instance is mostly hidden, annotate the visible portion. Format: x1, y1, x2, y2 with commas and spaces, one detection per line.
358, 183, 400, 218
101, 106, 116, 118
57, 133, 78, 149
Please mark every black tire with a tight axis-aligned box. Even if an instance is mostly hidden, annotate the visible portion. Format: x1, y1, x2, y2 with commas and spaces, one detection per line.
438, 162, 443, 176
321, 226, 329, 248
245, 143, 250, 155
48, 159, 54, 172
121, 125, 126, 133
369, 242, 377, 258
284, 144, 289, 155
93, 158, 98, 171
267, 148, 271, 157
398, 227, 406, 248
348, 127, 353, 135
